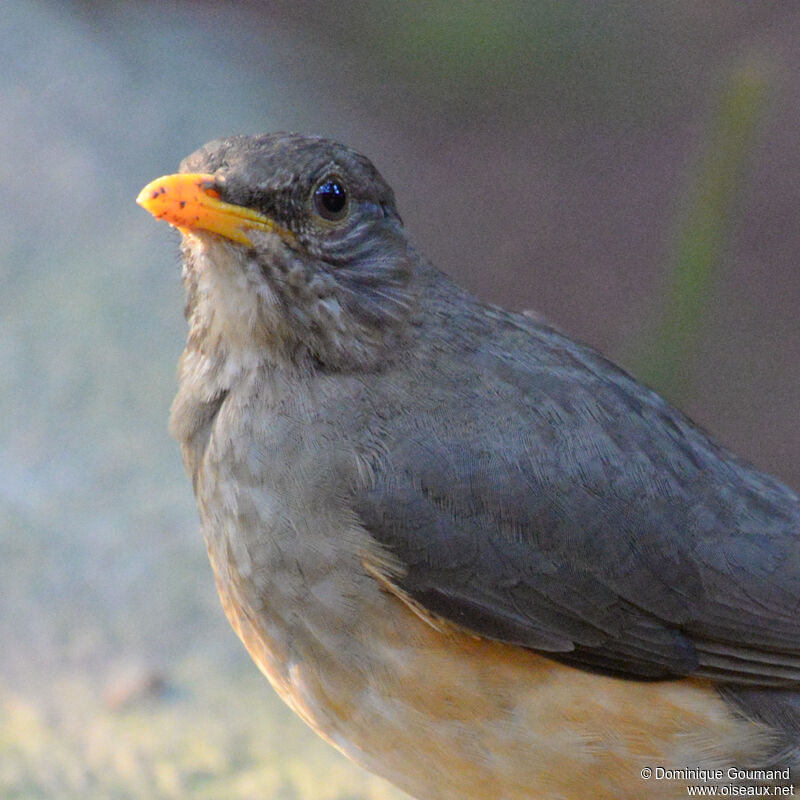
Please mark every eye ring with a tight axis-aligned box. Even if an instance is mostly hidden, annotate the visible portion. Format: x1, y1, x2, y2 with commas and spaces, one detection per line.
312, 176, 349, 222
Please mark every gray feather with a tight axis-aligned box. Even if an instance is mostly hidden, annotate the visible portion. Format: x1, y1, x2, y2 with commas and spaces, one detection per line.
352, 279, 800, 698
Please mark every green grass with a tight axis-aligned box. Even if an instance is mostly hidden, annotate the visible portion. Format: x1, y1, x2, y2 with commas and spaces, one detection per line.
636, 63, 767, 400
0, 657, 407, 800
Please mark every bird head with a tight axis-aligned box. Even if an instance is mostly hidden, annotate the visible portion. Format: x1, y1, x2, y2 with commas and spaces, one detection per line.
137, 133, 420, 372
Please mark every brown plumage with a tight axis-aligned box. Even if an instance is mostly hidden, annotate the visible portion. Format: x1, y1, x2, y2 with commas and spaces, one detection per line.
138, 133, 800, 798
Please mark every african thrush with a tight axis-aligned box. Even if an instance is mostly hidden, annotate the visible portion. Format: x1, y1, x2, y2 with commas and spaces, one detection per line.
138, 133, 799, 799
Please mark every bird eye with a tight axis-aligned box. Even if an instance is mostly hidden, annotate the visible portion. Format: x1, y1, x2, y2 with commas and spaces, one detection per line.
313, 177, 348, 222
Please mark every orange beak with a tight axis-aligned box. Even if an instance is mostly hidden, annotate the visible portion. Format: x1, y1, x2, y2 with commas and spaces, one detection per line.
136, 173, 291, 247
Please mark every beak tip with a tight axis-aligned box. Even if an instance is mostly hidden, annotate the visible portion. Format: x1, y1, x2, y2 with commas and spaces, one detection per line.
137, 176, 174, 213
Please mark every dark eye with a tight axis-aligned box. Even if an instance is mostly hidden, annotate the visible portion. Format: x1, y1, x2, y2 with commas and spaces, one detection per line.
313, 178, 348, 221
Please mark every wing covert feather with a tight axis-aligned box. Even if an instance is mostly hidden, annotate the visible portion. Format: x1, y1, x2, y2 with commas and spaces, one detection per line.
355, 312, 800, 685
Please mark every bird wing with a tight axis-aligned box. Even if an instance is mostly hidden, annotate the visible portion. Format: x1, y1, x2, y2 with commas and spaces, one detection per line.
354, 312, 800, 686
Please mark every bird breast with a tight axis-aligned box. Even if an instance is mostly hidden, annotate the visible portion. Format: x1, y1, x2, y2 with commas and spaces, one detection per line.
184, 366, 776, 800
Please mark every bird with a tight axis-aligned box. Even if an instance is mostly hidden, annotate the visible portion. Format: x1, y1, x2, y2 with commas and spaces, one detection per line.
137, 133, 799, 799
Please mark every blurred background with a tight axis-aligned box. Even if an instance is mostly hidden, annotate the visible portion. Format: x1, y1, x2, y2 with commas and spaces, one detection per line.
2, 2, 800, 797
